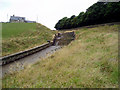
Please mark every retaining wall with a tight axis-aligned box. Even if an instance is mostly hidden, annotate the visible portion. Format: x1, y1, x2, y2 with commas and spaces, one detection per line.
0, 42, 53, 65
53, 32, 75, 45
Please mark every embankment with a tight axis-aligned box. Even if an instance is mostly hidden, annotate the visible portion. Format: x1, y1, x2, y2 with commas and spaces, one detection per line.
2, 25, 119, 88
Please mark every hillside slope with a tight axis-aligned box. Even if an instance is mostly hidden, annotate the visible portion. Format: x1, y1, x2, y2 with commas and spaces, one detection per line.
2, 23, 56, 56
3, 25, 119, 88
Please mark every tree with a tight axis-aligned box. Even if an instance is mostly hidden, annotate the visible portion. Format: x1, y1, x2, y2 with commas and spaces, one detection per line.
55, 2, 120, 30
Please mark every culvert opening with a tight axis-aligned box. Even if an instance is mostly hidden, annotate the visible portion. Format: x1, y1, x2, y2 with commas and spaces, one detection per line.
53, 31, 75, 46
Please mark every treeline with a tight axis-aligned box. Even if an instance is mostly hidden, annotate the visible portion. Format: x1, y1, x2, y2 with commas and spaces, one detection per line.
54, 2, 120, 30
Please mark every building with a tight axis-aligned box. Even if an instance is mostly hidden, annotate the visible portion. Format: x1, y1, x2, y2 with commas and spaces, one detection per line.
25, 20, 36, 23
10, 15, 25, 23
9, 15, 36, 23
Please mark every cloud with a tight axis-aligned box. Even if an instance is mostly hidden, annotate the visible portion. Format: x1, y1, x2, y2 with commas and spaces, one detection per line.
0, 0, 98, 29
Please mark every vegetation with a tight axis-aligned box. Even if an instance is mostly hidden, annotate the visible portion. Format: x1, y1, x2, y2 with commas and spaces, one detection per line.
2, 23, 56, 56
2, 23, 36, 38
3, 25, 119, 88
55, 2, 120, 30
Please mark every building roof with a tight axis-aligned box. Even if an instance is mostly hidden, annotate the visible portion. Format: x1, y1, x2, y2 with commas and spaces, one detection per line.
10, 15, 25, 21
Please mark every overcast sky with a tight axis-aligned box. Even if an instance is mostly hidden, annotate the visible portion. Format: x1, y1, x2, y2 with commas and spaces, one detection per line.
0, 0, 98, 29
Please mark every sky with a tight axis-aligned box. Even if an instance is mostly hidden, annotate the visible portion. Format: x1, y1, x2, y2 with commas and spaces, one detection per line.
0, 0, 99, 30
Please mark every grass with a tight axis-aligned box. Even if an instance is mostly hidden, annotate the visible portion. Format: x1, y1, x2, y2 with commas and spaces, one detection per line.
2, 25, 119, 88
2, 23, 37, 38
2, 23, 56, 56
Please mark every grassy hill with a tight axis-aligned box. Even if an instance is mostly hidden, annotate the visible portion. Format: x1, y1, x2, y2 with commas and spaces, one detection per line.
2, 23, 37, 38
2, 23, 56, 56
3, 25, 119, 88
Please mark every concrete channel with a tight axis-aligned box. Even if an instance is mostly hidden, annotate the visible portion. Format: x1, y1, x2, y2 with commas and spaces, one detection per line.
2, 46, 61, 77
1, 31, 75, 77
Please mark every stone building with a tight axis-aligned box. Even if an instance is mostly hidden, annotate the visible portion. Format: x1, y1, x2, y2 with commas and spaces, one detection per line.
9, 15, 36, 23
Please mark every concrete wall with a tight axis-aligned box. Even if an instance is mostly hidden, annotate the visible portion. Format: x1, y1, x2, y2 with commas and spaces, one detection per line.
53, 32, 75, 46
0, 42, 53, 65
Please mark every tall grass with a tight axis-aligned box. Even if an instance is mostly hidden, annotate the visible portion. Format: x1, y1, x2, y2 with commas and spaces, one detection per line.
2, 25, 119, 88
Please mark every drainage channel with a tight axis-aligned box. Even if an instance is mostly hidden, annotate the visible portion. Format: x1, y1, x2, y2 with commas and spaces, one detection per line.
2, 46, 61, 77
2, 31, 75, 77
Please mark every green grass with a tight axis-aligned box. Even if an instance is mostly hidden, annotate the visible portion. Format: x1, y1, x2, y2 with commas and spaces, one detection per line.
2, 23, 37, 38
2, 23, 56, 56
2, 25, 119, 88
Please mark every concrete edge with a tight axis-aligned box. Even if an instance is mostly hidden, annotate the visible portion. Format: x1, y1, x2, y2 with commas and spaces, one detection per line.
0, 42, 53, 65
